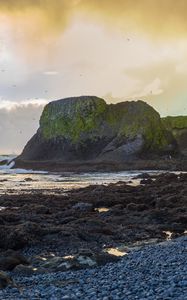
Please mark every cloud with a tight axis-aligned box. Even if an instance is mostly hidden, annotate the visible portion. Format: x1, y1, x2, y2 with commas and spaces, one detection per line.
0, 0, 186, 120
0, 0, 187, 39
1, 1, 187, 74
131, 78, 163, 98
0, 99, 48, 109
43, 71, 58, 76
0, 100, 47, 154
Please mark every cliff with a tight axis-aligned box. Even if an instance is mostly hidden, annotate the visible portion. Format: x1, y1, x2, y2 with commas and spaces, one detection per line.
162, 116, 187, 156
16, 96, 177, 166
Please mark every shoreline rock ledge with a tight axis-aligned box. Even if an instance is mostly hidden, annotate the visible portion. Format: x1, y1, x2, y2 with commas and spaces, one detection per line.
15, 96, 180, 171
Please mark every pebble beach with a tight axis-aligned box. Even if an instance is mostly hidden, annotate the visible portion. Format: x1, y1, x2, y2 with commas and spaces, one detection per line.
0, 236, 186, 300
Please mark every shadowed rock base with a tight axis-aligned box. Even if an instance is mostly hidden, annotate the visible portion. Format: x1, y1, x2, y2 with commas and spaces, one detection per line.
14, 157, 187, 172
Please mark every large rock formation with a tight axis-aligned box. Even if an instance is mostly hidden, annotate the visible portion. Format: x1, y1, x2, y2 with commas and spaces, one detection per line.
16, 96, 177, 167
162, 116, 187, 156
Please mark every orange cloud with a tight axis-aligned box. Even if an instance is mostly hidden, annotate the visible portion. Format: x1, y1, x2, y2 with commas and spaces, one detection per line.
0, 0, 187, 38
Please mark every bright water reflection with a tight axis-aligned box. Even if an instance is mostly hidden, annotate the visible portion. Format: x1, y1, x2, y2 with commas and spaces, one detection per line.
0, 155, 169, 194
0, 169, 164, 194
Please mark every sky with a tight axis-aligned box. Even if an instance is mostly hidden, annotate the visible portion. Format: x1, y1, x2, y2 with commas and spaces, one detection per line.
0, 0, 187, 153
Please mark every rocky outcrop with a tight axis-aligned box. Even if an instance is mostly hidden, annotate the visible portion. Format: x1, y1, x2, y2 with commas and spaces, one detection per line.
162, 116, 187, 156
16, 96, 177, 166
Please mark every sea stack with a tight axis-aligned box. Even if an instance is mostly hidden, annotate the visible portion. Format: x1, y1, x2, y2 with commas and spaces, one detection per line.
16, 96, 177, 168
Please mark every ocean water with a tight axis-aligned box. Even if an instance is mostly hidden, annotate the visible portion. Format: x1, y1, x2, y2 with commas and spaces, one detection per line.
0, 155, 162, 193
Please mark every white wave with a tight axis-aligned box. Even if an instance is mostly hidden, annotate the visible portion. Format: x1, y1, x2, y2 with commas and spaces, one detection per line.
0, 165, 48, 174
0, 155, 48, 174
0, 161, 15, 170
0, 155, 16, 163
0, 167, 48, 175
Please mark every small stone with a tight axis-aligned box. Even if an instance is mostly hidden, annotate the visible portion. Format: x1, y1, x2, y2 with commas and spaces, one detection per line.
62, 296, 71, 300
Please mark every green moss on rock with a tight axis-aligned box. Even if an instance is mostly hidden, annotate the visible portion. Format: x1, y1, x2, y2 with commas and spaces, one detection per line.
162, 116, 187, 130
40, 97, 175, 152
40, 96, 107, 142
162, 116, 187, 155
105, 101, 171, 151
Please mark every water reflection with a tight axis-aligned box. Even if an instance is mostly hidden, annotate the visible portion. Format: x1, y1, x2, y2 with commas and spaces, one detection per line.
0, 170, 163, 194
95, 207, 110, 213
105, 248, 127, 257
163, 231, 173, 240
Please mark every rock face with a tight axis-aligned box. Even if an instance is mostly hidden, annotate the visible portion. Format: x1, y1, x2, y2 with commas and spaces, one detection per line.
17, 96, 177, 164
162, 116, 187, 156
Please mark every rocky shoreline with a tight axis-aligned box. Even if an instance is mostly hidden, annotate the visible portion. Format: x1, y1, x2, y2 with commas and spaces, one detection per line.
0, 172, 186, 252
0, 172, 186, 298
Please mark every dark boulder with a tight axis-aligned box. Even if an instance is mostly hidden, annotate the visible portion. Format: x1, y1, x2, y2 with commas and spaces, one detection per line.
0, 251, 29, 271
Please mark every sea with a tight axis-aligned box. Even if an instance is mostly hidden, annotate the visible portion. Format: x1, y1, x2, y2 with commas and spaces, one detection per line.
0, 155, 164, 193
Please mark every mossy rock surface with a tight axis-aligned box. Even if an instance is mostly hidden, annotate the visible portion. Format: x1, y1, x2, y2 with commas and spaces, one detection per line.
162, 116, 187, 155
18, 96, 177, 162
40, 96, 107, 142
162, 116, 187, 130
